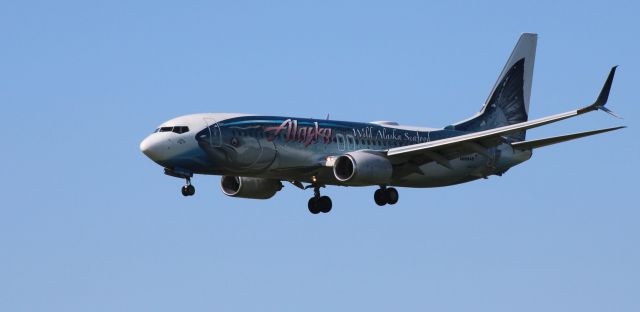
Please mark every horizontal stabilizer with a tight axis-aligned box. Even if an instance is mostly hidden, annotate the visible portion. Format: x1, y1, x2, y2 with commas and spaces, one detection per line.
511, 126, 625, 150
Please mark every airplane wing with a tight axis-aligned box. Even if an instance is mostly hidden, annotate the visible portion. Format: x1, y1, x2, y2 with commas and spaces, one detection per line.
386, 66, 621, 166
510, 126, 625, 150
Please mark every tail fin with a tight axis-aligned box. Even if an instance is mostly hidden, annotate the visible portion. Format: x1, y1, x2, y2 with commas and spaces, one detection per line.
452, 33, 537, 141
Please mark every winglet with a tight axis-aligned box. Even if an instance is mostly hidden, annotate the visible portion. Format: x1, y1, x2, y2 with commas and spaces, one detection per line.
594, 65, 617, 106
579, 66, 621, 118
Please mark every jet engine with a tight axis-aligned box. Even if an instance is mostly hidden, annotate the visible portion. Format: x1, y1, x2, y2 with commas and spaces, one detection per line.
332, 151, 393, 185
220, 176, 283, 199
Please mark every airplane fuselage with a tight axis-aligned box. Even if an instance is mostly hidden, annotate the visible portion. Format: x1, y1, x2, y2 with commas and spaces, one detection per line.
140, 113, 532, 188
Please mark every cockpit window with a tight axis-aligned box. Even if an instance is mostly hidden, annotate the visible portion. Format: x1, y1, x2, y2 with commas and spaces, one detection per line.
173, 126, 189, 134
157, 126, 190, 134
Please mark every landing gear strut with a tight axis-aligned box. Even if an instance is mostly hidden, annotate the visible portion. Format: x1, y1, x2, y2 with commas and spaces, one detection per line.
181, 177, 195, 196
374, 186, 399, 206
307, 185, 332, 214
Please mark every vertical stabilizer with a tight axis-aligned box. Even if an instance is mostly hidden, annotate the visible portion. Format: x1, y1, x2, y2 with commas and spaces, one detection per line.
453, 33, 537, 141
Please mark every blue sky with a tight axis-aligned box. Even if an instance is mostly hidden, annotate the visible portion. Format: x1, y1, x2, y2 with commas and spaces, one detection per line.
1, 0, 638, 311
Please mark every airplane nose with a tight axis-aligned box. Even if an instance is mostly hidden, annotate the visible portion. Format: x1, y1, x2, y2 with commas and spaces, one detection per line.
140, 136, 153, 157
140, 135, 163, 161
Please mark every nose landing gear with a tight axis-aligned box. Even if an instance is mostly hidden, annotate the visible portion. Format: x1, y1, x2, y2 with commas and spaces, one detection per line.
181, 177, 196, 196
164, 168, 195, 197
374, 186, 399, 206
307, 185, 332, 214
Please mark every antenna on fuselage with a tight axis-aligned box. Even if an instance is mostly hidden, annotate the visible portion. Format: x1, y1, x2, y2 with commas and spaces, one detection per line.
326, 113, 330, 120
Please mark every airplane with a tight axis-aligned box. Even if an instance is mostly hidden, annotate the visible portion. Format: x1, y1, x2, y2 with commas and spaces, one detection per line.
140, 33, 624, 214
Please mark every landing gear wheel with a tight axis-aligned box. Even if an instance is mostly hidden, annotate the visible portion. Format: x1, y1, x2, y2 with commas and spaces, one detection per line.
386, 187, 399, 205
307, 184, 332, 214
374, 189, 388, 206
318, 196, 332, 213
186, 184, 195, 196
308, 197, 320, 214
181, 179, 195, 197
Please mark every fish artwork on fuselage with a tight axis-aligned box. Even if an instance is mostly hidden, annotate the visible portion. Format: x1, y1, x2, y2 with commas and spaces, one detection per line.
194, 116, 445, 176
260, 118, 432, 147
140, 33, 625, 214
260, 118, 433, 146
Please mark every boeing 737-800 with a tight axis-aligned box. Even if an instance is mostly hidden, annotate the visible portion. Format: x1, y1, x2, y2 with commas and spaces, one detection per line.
140, 33, 624, 214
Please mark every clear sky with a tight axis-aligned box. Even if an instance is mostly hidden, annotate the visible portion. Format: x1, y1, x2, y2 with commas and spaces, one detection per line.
1, 0, 638, 311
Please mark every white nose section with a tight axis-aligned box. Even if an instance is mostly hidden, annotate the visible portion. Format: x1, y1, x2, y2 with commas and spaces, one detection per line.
140, 135, 166, 161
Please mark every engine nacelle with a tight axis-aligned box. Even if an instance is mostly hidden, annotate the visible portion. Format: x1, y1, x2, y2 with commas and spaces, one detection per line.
220, 176, 283, 199
332, 151, 392, 185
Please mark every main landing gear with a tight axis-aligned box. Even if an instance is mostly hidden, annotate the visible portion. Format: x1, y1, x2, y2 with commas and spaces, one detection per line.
181, 177, 195, 196
307, 185, 332, 214
374, 186, 399, 206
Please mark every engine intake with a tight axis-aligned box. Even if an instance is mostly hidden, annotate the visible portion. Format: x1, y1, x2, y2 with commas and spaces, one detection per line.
333, 151, 392, 185
220, 176, 283, 199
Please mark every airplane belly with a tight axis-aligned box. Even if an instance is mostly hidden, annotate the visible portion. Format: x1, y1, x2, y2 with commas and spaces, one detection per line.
391, 155, 489, 187
251, 140, 339, 181
270, 142, 323, 169
391, 145, 531, 187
